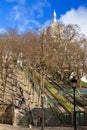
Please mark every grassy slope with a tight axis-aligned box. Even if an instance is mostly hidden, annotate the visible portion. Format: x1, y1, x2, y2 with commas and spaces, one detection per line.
28, 67, 73, 112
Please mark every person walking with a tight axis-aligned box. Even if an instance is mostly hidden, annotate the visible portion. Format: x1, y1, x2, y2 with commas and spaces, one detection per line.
28, 123, 32, 130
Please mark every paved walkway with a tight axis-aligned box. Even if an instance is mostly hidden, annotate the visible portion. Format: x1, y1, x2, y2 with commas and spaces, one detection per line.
0, 124, 85, 130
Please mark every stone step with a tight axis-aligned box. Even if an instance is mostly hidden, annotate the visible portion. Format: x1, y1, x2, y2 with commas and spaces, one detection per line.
13, 108, 30, 127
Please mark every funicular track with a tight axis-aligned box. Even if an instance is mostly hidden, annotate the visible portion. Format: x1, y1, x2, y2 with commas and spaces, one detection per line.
46, 75, 63, 91
46, 75, 84, 112
25, 67, 71, 125
43, 86, 69, 113
28, 67, 73, 112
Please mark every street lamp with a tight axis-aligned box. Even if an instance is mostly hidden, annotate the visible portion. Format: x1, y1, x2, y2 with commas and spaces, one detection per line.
41, 62, 45, 130
71, 76, 77, 130
40, 28, 46, 130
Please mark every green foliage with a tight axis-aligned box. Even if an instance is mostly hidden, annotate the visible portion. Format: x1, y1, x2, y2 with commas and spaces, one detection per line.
80, 81, 87, 88
44, 80, 73, 112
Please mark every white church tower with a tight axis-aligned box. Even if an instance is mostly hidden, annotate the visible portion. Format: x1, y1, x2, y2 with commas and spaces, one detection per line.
53, 10, 57, 23
44, 10, 63, 39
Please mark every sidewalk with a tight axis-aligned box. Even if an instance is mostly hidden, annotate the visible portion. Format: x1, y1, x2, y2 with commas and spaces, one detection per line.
0, 124, 84, 130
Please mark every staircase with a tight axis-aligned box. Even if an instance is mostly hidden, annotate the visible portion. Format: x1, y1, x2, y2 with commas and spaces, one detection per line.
13, 107, 29, 127
12, 68, 34, 127
0, 66, 63, 127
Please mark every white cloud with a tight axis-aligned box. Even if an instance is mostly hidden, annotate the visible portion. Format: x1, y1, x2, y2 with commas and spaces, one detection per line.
18, 20, 41, 33
59, 6, 87, 36
8, 0, 50, 33
0, 28, 6, 34
29, 0, 50, 18
12, 6, 21, 20
41, 20, 51, 30
28, 20, 41, 27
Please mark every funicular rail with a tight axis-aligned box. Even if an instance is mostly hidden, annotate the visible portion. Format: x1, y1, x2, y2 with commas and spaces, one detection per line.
28, 66, 74, 112
46, 75, 85, 112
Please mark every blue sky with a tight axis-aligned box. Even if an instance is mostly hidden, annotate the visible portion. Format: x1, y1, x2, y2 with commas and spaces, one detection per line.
0, 0, 87, 35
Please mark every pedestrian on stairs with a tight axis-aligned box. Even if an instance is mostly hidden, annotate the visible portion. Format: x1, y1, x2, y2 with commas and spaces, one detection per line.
18, 97, 22, 107
21, 95, 25, 104
28, 123, 32, 130
19, 87, 23, 95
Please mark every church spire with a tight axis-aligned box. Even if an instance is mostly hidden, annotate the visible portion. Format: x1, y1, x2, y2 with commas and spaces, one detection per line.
53, 10, 57, 23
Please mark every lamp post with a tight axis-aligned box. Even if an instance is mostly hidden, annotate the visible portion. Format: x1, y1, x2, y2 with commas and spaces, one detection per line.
40, 62, 45, 130
71, 76, 77, 130
40, 28, 46, 130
